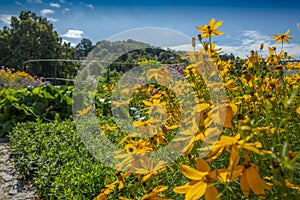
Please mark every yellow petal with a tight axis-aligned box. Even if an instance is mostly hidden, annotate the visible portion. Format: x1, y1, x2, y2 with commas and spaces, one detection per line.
274, 39, 282, 44
94, 193, 107, 200
229, 103, 238, 115
285, 29, 290, 35
283, 37, 289, 44
285, 179, 300, 191
209, 18, 216, 27
204, 185, 220, 200
195, 25, 208, 33
229, 147, 240, 167
165, 124, 180, 130
212, 30, 224, 36
205, 146, 224, 162
182, 139, 195, 156
142, 173, 152, 182
185, 181, 207, 200
214, 20, 223, 30
198, 103, 211, 112
246, 165, 266, 197
142, 100, 153, 107
295, 107, 300, 115
211, 166, 243, 183
243, 142, 262, 154
179, 164, 208, 180
118, 181, 124, 190
173, 182, 194, 194
152, 185, 168, 194
240, 172, 250, 197
223, 105, 233, 128
196, 158, 210, 172
220, 134, 239, 145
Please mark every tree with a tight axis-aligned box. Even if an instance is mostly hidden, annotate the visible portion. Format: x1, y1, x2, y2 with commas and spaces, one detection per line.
75, 38, 94, 58
0, 11, 75, 78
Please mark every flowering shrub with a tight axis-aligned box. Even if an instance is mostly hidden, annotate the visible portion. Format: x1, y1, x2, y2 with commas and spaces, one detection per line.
8, 18, 300, 199
92, 18, 300, 200
0, 67, 45, 89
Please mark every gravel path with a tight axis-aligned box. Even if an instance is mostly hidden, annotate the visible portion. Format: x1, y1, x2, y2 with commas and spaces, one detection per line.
0, 138, 38, 200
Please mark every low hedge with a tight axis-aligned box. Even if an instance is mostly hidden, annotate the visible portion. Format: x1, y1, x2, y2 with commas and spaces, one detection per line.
9, 119, 114, 199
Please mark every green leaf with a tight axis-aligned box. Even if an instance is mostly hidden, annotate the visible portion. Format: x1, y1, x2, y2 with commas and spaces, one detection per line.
32, 102, 46, 116
2, 121, 14, 133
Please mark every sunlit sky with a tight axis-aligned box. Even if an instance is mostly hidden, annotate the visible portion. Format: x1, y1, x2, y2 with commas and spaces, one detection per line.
1, 0, 300, 58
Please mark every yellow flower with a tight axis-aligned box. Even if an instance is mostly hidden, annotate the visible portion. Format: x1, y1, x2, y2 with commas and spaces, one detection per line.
141, 185, 170, 200
296, 107, 300, 115
196, 18, 224, 38
219, 147, 244, 180
202, 133, 262, 161
271, 29, 294, 44
173, 158, 220, 200
240, 161, 272, 199
285, 179, 300, 191
94, 180, 119, 200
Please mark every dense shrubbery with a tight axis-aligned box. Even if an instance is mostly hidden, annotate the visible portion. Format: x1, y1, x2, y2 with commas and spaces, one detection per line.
9, 119, 113, 199
0, 84, 73, 136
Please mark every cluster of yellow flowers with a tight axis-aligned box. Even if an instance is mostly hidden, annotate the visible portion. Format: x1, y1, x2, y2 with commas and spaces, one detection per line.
93, 18, 300, 199
0, 67, 42, 88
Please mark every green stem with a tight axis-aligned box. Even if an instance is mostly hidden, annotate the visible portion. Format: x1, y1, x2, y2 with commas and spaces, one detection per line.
209, 34, 212, 54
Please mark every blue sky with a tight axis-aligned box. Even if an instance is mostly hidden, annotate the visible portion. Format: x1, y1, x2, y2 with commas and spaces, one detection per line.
1, 0, 300, 58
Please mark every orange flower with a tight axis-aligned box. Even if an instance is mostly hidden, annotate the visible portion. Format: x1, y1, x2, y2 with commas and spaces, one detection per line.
173, 158, 220, 200
239, 152, 272, 199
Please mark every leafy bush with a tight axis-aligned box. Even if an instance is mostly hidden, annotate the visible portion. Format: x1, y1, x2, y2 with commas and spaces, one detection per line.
9, 119, 114, 199
0, 84, 73, 136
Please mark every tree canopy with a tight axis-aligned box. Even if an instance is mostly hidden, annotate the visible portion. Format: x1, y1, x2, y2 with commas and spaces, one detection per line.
0, 11, 75, 77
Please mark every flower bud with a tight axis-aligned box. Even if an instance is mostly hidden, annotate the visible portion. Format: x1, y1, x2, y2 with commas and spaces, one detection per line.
198, 34, 202, 41
260, 43, 264, 50
192, 37, 196, 48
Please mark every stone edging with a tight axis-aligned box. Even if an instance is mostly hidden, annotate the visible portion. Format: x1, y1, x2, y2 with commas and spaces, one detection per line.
0, 138, 38, 200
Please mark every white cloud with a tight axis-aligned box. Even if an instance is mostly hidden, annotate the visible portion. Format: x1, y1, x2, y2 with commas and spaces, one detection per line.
167, 30, 300, 59
40, 9, 55, 16
50, 2, 61, 8
62, 8, 70, 14
47, 17, 59, 22
86, 4, 94, 10
27, 0, 42, 3
62, 29, 83, 39
59, 0, 65, 3
62, 39, 76, 47
0, 14, 14, 24
15, 1, 22, 6
166, 44, 195, 52
220, 30, 300, 59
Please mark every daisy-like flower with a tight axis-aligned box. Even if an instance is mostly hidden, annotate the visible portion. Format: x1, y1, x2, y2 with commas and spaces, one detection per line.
196, 18, 224, 38
239, 152, 272, 199
173, 158, 220, 200
271, 29, 294, 50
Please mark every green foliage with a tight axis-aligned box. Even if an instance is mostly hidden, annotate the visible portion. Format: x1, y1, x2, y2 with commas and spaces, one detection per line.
9, 119, 113, 199
0, 84, 73, 136
76, 38, 95, 58
0, 11, 75, 77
